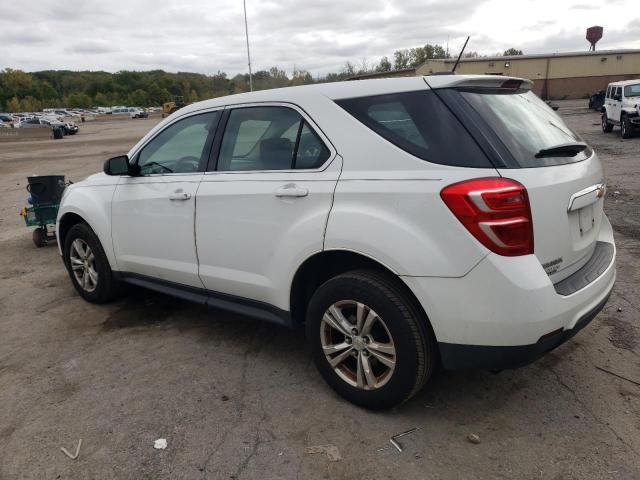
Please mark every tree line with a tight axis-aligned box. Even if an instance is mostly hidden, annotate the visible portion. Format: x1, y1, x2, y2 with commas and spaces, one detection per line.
0, 45, 523, 112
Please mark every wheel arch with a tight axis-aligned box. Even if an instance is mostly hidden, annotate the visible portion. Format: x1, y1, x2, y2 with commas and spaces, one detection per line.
289, 249, 431, 331
58, 212, 87, 251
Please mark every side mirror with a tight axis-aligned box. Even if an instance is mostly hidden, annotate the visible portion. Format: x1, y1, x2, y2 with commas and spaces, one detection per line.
104, 155, 136, 176
614, 94, 622, 101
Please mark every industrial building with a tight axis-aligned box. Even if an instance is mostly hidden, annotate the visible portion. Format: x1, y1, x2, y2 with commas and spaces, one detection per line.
350, 49, 640, 100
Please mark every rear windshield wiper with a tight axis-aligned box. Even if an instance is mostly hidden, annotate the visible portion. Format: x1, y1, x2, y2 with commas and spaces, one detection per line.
535, 142, 587, 158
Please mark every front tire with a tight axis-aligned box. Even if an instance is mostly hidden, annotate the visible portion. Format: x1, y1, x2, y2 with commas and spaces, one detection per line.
602, 114, 613, 133
621, 114, 633, 139
306, 270, 437, 410
63, 223, 121, 303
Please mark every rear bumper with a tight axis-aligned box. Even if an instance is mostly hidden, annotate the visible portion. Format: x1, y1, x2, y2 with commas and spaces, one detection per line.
402, 215, 616, 370
438, 291, 610, 370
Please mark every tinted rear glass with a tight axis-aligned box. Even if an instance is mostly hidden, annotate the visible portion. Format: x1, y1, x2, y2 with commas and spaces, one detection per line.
336, 90, 492, 168
459, 90, 592, 167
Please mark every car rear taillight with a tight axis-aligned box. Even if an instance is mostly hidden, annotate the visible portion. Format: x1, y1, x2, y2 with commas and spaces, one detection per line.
440, 178, 533, 256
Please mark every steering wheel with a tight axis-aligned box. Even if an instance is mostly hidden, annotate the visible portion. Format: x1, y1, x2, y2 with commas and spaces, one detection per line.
174, 155, 200, 173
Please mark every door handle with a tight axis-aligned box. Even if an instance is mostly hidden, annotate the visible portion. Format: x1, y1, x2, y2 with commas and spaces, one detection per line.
275, 184, 308, 198
168, 192, 191, 201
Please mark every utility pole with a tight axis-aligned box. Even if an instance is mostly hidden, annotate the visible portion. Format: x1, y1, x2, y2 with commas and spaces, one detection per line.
243, 0, 253, 91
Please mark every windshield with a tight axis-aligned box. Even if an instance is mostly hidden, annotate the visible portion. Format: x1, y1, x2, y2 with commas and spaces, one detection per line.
624, 84, 640, 97
459, 90, 592, 167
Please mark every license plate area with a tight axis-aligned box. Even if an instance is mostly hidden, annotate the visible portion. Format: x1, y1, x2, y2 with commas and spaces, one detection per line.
578, 204, 595, 236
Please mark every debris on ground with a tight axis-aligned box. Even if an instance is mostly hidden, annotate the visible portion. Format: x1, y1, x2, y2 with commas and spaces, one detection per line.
467, 433, 481, 444
61, 439, 82, 460
617, 307, 623, 312
390, 427, 418, 452
154, 438, 168, 450
596, 366, 640, 387
305, 445, 341, 461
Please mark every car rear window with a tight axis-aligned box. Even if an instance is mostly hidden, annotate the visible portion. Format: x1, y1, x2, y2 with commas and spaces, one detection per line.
458, 90, 592, 167
336, 90, 492, 168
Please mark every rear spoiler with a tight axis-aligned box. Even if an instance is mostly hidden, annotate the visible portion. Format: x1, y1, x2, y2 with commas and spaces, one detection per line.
424, 75, 533, 91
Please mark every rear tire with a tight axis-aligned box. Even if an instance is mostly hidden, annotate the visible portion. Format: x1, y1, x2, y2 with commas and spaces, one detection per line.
621, 114, 633, 139
602, 114, 613, 133
306, 270, 437, 410
63, 223, 122, 303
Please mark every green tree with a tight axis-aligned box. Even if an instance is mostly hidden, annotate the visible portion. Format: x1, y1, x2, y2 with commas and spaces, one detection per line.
342, 61, 356, 76
393, 50, 411, 69
94, 92, 109, 106
291, 69, 313, 86
19, 96, 42, 112
67, 92, 92, 108
376, 56, 392, 72
127, 89, 148, 106
6, 96, 20, 112
2, 69, 34, 97
503, 48, 523, 56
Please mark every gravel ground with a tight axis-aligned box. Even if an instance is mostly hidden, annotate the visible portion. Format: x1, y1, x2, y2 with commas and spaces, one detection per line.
0, 102, 638, 480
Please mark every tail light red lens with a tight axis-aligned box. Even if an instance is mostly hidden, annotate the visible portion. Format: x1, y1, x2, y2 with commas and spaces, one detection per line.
440, 178, 534, 256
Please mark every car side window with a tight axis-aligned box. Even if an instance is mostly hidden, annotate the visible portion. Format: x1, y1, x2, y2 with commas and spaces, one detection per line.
337, 90, 491, 168
605, 87, 611, 99
216, 106, 330, 171
137, 112, 218, 175
294, 122, 331, 169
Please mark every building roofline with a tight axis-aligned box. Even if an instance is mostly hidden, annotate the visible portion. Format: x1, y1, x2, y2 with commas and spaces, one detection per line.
420, 49, 640, 66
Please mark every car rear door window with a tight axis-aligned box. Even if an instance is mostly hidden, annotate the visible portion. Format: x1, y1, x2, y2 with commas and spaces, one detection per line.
216, 106, 330, 171
336, 90, 491, 168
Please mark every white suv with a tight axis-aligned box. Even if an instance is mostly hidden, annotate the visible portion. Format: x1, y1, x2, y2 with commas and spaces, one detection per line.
602, 79, 640, 138
57, 76, 616, 409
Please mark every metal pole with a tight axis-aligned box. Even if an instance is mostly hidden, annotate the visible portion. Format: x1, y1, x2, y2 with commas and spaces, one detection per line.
243, 0, 253, 91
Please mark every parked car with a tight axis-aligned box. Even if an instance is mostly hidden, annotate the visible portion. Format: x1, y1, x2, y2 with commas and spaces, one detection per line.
589, 90, 606, 112
17, 118, 64, 139
57, 75, 616, 409
129, 107, 149, 119
0, 113, 14, 123
602, 80, 640, 138
61, 120, 79, 135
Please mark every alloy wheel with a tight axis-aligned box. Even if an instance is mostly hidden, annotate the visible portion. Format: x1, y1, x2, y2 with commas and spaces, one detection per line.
320, 300, 396, 390
69, 238, 98, 292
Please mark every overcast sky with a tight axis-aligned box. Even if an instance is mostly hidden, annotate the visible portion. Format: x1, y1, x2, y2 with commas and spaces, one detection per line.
1, 0, 639, 76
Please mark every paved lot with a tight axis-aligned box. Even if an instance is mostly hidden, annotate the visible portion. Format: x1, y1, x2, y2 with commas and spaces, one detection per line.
0, 102, 638, 480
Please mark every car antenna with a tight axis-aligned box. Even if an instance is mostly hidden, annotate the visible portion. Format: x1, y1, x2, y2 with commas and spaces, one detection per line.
451, 36, 470, 73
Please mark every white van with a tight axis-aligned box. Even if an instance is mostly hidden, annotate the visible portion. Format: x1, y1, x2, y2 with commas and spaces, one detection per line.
602, 80, 640, 138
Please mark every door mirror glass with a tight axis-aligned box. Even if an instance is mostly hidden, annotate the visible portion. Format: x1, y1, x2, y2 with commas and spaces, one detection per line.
614, 94, 622, 101
104, 155, 132, 176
